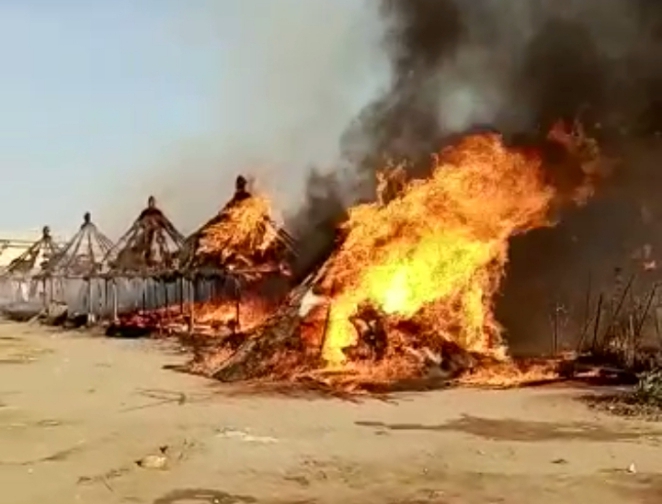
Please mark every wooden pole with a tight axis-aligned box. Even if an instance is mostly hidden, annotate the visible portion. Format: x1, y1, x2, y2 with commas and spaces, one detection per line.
590, 294, 604, 352
234, 276, 241, 331
163, 279, 169, 321
552, 303, 558, 356
141, 277, 146, 312
189, 278, 195, 334
41, 278, 47, 309
87, 278, 94, 324
179, 277, 184, 314
576, 272, 593, 352
112, 280, 119, 323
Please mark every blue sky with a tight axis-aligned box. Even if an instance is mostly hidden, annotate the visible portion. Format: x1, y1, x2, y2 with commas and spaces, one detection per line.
0, 1, 385, 239
0, 1, 222, 235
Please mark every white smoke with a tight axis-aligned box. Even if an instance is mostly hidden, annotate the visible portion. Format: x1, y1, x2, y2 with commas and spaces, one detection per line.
100, 0, 388, 237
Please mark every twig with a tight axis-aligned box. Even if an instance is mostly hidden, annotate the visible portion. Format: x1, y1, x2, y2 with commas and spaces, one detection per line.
634, 284, 657, 339
627, 314, 636, 368
601, 274, 635, 344
551, 301, 559, 356
576, 272, 592, 351
590, 293, 604, 352
120, 389, 187, 413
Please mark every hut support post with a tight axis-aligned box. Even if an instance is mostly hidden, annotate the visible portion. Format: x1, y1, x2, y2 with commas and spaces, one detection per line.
112, 280, 119, 323
86, 278, 94, 324
234, 276, 241, 332
163, 280, 169, 321
141, 278, 146, 312
41, 278, 47, 309
103, 278, 108, 320
189, 279, 196, 334
179, 277, 184, 314
48, 277, 53, 306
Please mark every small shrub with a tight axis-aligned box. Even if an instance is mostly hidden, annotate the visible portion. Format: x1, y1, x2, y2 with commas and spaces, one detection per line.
633, 368, 662, 406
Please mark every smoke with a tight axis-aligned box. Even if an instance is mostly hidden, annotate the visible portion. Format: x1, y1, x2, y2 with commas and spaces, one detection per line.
98, 1, 662, 349
329, 0, 662, 353
101, 0, 388, 238
341, 0, 465, 178
101, 1, 662, 234
342, 0, 662, 161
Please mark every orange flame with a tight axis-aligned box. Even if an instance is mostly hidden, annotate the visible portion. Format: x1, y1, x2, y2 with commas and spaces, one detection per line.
193, 296, 274, 333
319, 132, 591, 367
199, 195, 279, 265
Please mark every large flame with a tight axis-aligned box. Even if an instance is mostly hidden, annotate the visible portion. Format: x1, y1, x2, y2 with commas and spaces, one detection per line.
199, 195, 279, 265
319, 132, 590, 366
122, 126, 603, 390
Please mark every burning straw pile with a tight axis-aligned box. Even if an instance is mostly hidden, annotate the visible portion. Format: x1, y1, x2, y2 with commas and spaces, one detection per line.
188, 125, 606, 390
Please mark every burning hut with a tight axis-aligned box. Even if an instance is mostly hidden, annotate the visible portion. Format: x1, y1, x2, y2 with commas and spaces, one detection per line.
173, 175, 297, 334
38, 212, 115, 319
188, 126, 609, 391
103, 196, 186, 324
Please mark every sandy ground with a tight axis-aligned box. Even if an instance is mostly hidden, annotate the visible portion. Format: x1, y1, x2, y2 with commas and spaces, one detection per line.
0, 320, 661, 504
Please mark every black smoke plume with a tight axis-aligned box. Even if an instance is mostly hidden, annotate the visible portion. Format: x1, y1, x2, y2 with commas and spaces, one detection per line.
341, 0, 465, 183
294, 0, 662, 353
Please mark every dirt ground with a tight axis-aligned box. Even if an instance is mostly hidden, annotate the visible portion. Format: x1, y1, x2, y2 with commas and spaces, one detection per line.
1, 320, 661, 504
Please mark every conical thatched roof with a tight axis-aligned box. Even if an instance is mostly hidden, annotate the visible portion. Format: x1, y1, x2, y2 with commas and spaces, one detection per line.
103, 196, 185, 276
45, 212, 114, 277
181, 176, 296, 279
3, 226, 61, 278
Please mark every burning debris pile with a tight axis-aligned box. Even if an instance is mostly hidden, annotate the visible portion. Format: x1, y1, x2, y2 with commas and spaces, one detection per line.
189, 126, 605, 389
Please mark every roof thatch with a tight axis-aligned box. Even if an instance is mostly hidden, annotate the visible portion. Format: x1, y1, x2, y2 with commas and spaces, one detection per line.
103, 196, 185, 276
181, 177, 296, 280
2, 226, 61, 278
44, 212, 114, 277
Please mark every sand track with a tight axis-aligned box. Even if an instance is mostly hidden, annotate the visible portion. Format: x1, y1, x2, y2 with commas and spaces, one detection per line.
0, 320, 660, 504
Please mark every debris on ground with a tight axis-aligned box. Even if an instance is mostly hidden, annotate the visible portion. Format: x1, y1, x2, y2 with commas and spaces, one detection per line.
215, 428, 278, 444
584, 368, 662, 421
135, 446, 169, 470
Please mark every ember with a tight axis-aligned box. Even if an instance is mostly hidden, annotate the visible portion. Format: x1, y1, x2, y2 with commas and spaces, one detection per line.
193, 296, 275, 332
189, 126, 604, 389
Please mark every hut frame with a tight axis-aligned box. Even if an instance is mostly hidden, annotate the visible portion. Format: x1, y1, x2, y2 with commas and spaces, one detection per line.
0, 226, 62, 306
36, 212, 115, 319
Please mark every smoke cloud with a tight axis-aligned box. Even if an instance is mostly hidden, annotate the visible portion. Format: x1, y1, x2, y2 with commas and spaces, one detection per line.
102, 0, 388, 237
102, 0, 662, 349
335, 0, 662, 352
344, 0, 662, 165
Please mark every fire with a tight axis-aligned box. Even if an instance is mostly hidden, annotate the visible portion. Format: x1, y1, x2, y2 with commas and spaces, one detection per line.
115, 184, 293, 342
198, 195, 279, 267
319, 132, 590, 367
119, 127, 603, 391
193, 296, 274, 333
